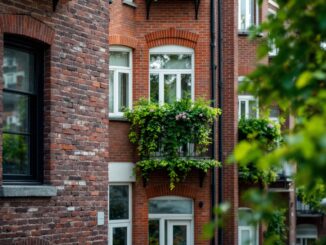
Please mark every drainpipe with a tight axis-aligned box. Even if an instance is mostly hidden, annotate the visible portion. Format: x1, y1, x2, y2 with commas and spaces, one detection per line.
217, 0, 224, 243
210, 0, 217, 241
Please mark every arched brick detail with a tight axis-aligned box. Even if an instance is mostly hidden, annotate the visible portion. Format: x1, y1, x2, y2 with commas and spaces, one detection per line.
109, 35, 138, 49
13, 238, 51, 245
146, 184, 201, 200
145, 28, 199, 49
0, 15, 54, 45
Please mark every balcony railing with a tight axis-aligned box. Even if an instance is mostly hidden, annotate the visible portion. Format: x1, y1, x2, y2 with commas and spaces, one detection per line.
149, 142, 212, 160
296, 200, 323, 217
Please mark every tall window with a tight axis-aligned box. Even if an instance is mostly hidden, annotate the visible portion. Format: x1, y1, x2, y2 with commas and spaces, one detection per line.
109, 47, 132, 117
109, 184, 132, 245
2, 35, 44, 182
238, 208, 258, 245
149, 45, 194, 105
238, 0, 259, 31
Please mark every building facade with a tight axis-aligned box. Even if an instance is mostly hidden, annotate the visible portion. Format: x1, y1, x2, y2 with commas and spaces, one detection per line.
0, 0, 110, 244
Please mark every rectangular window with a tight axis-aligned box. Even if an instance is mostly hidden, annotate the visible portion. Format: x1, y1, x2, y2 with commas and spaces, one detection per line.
238, 0, 259, 31
109, 184, 132, 245
238, 95, 259, 120
149, 46, 194, 105
109, 48, 132, 117
2, 35, 44, 182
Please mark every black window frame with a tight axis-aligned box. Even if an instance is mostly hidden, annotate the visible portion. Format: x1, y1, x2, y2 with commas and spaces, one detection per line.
2, 34, 45, 184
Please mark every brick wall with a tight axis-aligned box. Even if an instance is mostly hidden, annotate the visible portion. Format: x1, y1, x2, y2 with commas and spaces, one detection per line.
0, 0, 109, 244
108, 0, 218, 244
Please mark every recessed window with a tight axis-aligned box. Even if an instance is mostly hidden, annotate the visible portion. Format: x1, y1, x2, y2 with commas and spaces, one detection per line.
109, 184, 132, 245
109, 47, 132, 117
238, 0, 259, 31
296, 224, 317, 245
2, 35, 44, 182
149, 46, 194, 105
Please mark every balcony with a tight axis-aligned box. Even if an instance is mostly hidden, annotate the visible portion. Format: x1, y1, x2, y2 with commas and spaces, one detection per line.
124, 99, 221, 189
296, 200, 323, 217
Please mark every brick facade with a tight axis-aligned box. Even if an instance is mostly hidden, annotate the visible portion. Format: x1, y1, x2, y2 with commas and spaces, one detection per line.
0, 0, 109, 244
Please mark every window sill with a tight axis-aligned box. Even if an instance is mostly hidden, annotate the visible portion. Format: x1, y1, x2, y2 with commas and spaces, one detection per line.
123, 0, 137, 8
0, 185, 57, 197
109, 115, 129, 122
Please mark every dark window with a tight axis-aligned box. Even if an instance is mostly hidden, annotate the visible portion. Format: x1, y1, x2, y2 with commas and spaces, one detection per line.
2, 35, 44, 183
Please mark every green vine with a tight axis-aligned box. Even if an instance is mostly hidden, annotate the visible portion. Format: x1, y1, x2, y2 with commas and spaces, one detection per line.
125, 99, 221, 189
238, 118, 282, 184
264, 209, 287, 245
297, 183, 326, 213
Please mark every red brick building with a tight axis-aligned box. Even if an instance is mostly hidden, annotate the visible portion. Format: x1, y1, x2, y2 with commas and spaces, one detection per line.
0, 0, 110, 244
0, 0, 324, 245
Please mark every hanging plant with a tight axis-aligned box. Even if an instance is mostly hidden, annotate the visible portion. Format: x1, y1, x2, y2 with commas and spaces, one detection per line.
125, 99, 221, 189
238, 118, 282, 184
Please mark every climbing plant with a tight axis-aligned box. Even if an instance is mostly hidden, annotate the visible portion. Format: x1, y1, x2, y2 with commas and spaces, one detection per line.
125, 99, 221, 189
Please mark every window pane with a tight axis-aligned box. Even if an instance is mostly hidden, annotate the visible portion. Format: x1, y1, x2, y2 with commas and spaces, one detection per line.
150, 74, 159, 103
149, 199, 192, 214
3, 48, 34, 92
173, 225, 187, 245
3, 93, 29, 133
240, 0, 247, 30
181, 74, 192, 99
164, 74, 177, 104
240, 101, 246, 118
249, 100, 258, 118
110, 51, 130, 67
270, 106, 280, 118
109, 185, 129, 220
118, 73, 129, 112
109, 71, 114, 113
149, 220, 160, 245
3, 134, 29, 175
150, 54, 192, 69
241, 229, 250, 245
112, 227, 128, 245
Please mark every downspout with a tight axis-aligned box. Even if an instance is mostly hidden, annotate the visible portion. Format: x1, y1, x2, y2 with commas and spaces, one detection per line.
217, 0, 224, 243
210, 0, 217, 241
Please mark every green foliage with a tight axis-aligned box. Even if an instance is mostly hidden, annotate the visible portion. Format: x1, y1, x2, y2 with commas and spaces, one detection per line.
125, 99, 221, 189
237, 118, 281, 184
264, 209, 287, 245
297, 183, 326, 213
136, 159, 220, 190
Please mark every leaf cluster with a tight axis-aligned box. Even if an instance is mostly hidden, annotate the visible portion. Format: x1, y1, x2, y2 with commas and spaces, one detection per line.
237, 118, 282, 184
125, 99, 221, 189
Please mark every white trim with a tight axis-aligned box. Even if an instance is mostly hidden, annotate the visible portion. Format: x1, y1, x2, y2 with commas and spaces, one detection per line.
109, 46, 133, 118
167, 220, 192, 245
238, 208, 259, 245
149, 45, 195, 105
109, 162, 136, 182
269, 0, 279, 8
238, 95, 259, 120
148, 196, 194, 245
238, 0, 259, 31
108, 183, 132, 245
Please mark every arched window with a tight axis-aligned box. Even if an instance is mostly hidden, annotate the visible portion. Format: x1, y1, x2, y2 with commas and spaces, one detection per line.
238, 208, 259, 245
149, 45, 194, 104
296, 224, 318, 245
148, 196, 194, 245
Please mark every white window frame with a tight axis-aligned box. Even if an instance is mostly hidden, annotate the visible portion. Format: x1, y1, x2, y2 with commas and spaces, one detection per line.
238, 208, 259, 245
149, 45, 195, 105
109, 46, 132, 118
238, 0, 259, 32
238, 95, 259, 120
148, 196, 194, 245
108, 183, 132, 245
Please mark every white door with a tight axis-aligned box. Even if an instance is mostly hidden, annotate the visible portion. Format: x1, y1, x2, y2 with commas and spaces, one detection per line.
167, 220, 191, 245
